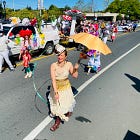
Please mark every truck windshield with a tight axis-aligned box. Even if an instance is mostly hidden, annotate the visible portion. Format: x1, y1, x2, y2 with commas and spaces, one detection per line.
3, 26, 11, 35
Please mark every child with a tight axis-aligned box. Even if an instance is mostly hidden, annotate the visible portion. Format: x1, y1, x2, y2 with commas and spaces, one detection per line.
111, 25, 118, 42
102, 27, 110, 44
21, 35, 32, 50
19, 46, 32, 78
87, 50, 101, 74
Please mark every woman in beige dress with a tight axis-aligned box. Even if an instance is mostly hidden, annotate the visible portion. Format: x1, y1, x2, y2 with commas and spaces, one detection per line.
49, 44, 79, 131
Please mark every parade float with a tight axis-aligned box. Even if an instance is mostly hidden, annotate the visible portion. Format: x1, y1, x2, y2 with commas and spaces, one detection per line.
60, 9, 86, 46
2, 17, 60, 56
64, 9, 85, 36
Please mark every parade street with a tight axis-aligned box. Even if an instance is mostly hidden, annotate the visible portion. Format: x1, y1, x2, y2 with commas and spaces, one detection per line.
0, 30, 140, 140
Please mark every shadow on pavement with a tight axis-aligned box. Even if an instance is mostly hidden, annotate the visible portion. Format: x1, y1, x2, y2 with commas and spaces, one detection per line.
124, 73, 140, 92
75, 116, 92, 123
80, 62, 97, 73
71, 86, 78, 95
123, 130, 140, 140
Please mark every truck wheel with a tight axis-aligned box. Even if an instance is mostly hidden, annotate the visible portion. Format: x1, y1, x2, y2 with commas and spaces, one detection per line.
44, 43, 54, 55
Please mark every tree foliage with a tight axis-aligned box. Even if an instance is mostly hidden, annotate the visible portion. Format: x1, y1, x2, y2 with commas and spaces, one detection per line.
2, 0, 140, 21
0, 3, 3, 19
47, 5, 63, 21
63, 5, 71, 11
2, 4, 62, 22
105, 0, 140, 20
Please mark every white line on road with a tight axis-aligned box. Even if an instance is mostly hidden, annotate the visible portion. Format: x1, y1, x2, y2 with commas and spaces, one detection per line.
23, 43, 140, 140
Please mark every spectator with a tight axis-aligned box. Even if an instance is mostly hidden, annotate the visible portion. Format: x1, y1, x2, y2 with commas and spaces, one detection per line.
132, 22, 137, 32
111, 24, 118, 42
0, 32, 15, 73
102, 27, 110, 44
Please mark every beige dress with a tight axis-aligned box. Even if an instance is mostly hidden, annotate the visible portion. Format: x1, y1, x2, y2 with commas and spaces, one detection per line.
49, 61, 76, 121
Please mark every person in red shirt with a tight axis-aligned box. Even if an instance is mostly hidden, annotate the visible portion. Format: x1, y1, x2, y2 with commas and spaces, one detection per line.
111, 25, 118, 42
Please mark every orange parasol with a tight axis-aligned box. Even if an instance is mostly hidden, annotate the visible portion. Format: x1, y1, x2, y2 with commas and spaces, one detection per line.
69, 32, 112, 55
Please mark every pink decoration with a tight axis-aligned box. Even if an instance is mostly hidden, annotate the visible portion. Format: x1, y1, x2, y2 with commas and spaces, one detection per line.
30, 18, 37, 26
62, 15, 72, 21
65, 9, 82, 17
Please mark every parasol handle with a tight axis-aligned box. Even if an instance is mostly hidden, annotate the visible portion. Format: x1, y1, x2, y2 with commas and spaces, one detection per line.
77, 58, 82, 64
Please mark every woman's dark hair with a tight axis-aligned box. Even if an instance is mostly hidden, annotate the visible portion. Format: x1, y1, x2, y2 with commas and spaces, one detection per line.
63, 50, 67, 56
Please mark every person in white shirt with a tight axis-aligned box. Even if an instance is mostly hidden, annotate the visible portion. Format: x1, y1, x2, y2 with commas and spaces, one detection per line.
0, 32, 15, 73
102, 27, 110, 44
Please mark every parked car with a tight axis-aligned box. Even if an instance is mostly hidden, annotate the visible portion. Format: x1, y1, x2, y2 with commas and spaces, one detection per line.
117, 23, 132, 32
1, 23, 60, 56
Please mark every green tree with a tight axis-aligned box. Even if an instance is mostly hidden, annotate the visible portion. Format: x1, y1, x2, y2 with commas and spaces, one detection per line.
48, 5, 62, 21
26, 6, 32, 10
105, 0, 122, 13
41, 9, 49, 21
116, 13, 123, 20
59, 5, 71, 14
105, 0, 140, 20
63, 5, 71, 11
0, 3, 3, 19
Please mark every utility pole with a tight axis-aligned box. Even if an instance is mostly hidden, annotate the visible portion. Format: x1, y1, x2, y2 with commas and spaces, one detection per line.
41, 0, 44, 9
13, 0, 15, 11
91, 0, 94, 12
38, 0, 42, 16
38, 0, 44, 16
91, 0, 96, 20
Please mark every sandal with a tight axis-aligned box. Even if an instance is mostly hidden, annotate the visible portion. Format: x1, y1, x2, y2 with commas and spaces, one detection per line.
65, 112, 72, 117
50, 117, 61, 131
50, 123, 59, 131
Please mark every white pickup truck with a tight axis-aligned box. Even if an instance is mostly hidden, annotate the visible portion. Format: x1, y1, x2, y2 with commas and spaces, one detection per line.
1, 23, 60, 56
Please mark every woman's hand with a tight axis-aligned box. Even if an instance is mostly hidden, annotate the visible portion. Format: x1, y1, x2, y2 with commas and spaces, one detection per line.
54, 92, 59, 100
71, 63, 79, 78
74, 63, 79, 70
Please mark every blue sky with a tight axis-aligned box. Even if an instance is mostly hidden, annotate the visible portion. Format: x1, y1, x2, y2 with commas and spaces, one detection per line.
5, 0, 113, 11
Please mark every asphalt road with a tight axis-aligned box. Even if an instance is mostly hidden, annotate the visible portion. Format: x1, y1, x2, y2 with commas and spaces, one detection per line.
36, 42, 140, 140
0, 30, 140, 140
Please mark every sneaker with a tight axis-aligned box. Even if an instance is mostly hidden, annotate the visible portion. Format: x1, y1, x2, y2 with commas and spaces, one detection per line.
96, 67, 101, 73
10, 68, 15, 72
28, 71, 32, 78
24, 74, 28, 78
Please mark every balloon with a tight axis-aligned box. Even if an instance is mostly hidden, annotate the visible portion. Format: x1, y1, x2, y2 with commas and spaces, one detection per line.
19, 29, 32, 37
39, 33, 45, 46
22, 18, 30, 25
15, 37, 21, 45
32, 34, 37, 47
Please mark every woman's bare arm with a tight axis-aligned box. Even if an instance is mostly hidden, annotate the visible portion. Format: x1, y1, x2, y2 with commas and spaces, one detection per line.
69, 62, 79, 78
50, 63, 57, 93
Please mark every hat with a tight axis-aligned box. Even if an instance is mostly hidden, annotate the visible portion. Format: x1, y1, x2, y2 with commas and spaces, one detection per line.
55, 44, 66, 55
